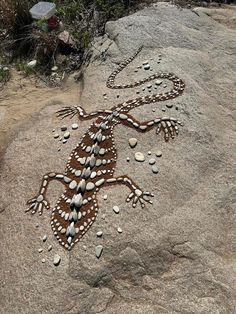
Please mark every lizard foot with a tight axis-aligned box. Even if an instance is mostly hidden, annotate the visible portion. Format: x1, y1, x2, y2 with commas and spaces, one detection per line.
26, 195, 50, 215
56, 106, 82, 119
126, 189, 154, 208
156, 117, 183, 141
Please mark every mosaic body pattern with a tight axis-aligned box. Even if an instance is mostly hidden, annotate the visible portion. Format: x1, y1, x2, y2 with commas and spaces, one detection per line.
26, 47, 185, 250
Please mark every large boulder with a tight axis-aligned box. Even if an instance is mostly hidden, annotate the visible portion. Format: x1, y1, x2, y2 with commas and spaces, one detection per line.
0, 3, 235, 313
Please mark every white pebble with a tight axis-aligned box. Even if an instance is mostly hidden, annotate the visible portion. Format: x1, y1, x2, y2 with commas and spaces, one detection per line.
149, 158, 156, 165
42, 235, 47, 242
103, 195, 108, 200
96, 231, 103, 237
129, 138, 137, 148
71, 123, 78, 130
117, 227, 123, 233
135, 152, 145, 162
113, 206, 120, 214
63, 131, 70, 139
53, 254, 61, 266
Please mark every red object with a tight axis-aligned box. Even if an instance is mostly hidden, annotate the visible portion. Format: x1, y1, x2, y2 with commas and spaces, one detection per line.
47, 15, 57, 31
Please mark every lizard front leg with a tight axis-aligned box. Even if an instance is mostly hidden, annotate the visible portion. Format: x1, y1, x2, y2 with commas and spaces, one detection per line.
105, 175, 154, 208
26, 172, 71, 215
117, 113, 183, 141
56, 106, 112, 121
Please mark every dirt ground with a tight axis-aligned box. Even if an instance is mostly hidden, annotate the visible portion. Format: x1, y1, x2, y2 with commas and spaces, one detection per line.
0, 71, 82, 163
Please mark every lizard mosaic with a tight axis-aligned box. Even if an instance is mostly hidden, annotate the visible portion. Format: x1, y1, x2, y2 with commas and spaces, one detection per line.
26, 46, 185, 250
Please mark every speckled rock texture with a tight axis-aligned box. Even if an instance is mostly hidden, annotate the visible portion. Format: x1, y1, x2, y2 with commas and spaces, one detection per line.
0, 3, 236, 314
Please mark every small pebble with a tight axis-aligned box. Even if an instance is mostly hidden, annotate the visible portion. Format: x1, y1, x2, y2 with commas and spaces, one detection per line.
117, 95, 120, 98
144, 64, 150, 70
95, 245, 103, 258
102, 214, 106, 220
103, 194, 108, 200
42, 235, 47, 242
36, 223, 39, 228
155, 80, 162, 85
136, 91, 140, 94
166, 103, 173, 108
103, 93, 107, 96
129, 138, 137, 148
148, 151, 152, 155
155, 150, 162, 157
96, 231, 103, 237
38, 248, 43, 253
152, 109, 155, 112
53, 133, 59, 139
143, 60, 149, 65
71, 123, 78, 130
104, 96, 107, 100
127, 157, 130, 162
117, 227, 123, 233
59, 137, 63, 141
83, 245, 87, 251
147, 84, 152, 88
175, 106, 179, 110
62, 139, 67, 144
63, 131, 70, 139
152, 165, 159, 174
48, 245, 52, 251
58, 148, 61, 151
162, 108, 166, 112
51, 66, 58, 71
142, 87, 145, 91
149, 158, 156, 165
61, 126, 67, 131
135, 152, 145, 162
163, 84, 167, 88
53, 254, 61, 266
42, 258, 46, 263
52, 129, 55, 133
113, 206, 120, 214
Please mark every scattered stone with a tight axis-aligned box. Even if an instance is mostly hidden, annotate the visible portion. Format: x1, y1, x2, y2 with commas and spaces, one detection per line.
36, 223, 39, 228
95, 245, 103, 258
96, 231, 103, 237
102, 214, 106, 220
103, 93, 107, 96
61, 126, 67, 131
136, 91, 140, 94
127, 157, 130, 162
155, 150, 162, 157
51, 66, 58, 71
62, 139, 67, 144
58, 148, 61, 151
152, 109, 155, 112
175, 105, 179, 110
135, 152, 145, 162
117, 227, 123, 233
42, 235, 47, 242
27, 60, 37, 68
104, 96, 108, 100
38, 248, 43, 253
113, 206, 120, 214
143, 60, 149, 65
71, 123, 78, 130
42, 258, 46, 263
117, 95, 120, 98
166, 103, 173, 108
142, 87, 145, 91
83, 245, 87, 251
152, 165, 159, 174
52, 129, 55, 133
163, 84, 167, 88
103, 194, 108, 200
63, 131, 70, 139
129, 138, 137, 148
155, 80, 162, 85
162, 107, 166, 112
53, 254, 61, 266
59, 137, 63, 141
48, 245, 52, 251
53, 133, 59, 139
149, 158, 156, 165
148, 151, 152, 155
147, 84, 152, 88
144, 64, 150, 70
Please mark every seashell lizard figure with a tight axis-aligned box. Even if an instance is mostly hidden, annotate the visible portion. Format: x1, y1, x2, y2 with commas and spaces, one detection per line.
26, 46, 185, 250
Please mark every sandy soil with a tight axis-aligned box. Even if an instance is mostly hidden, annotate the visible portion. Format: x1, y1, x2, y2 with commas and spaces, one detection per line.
0, 71, 82, 162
